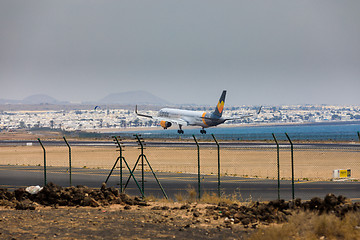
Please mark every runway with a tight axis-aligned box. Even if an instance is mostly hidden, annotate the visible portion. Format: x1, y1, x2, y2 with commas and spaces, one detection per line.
0, 165, 359, 202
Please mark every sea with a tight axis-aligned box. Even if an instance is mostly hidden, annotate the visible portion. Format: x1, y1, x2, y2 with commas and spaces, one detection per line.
116, 121, 360, 141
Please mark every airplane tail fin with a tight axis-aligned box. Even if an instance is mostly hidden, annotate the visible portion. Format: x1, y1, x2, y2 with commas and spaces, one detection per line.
212, 90, 226, 118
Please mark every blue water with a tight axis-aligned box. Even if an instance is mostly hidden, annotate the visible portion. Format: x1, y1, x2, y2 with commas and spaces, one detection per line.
116, 122, 360, 141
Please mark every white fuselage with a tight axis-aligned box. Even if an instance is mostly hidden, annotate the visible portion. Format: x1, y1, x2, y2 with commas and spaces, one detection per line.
158, 108, 223, 128
134, 90, 260, 134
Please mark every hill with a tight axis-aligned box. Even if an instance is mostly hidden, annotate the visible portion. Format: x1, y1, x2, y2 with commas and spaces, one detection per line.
22, 94, 62, 104
0, 94, 66, 105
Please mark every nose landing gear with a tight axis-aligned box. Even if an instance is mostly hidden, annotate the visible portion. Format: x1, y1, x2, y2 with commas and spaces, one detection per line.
200, 128, 207, 134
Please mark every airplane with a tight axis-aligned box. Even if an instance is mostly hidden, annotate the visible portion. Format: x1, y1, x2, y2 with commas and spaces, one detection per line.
135, 90, 262, 134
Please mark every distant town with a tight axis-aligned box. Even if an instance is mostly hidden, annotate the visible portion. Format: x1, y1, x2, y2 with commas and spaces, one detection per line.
1, 104, 359, 132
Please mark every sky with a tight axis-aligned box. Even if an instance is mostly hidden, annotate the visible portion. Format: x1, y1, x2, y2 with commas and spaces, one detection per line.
0, 0, 359, 106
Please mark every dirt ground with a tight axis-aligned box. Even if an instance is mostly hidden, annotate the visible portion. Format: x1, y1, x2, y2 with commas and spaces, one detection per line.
1, 187, 359, 240
0, 182, 265, 240
0, 203, 253, 240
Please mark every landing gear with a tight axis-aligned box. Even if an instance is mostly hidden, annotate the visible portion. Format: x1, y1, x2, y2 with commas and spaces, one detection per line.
200, 128, 207, 134
177, 125, 184, 134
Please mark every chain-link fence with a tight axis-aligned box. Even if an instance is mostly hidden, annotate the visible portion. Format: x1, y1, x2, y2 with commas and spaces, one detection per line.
0, 134, 359, 201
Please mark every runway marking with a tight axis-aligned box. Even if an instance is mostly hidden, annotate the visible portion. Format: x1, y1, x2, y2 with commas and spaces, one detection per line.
295, 181, 320, 184
153, 177, 267, 183
217, 179, 266, 182
157, 176, 196, 179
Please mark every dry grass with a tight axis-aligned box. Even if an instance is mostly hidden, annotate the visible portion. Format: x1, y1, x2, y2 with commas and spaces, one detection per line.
173, 186, 253, 206
143, 189, 360, 240
248, 211, 360, 240
173, 185, 198, 203
200, 190, 256, 205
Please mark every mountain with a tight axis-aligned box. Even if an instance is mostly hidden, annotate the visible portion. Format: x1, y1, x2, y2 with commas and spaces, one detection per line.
0, 94, 62, 104
22, 94, 63, 104
0, 91, 169, 106
99, 91, 170, 105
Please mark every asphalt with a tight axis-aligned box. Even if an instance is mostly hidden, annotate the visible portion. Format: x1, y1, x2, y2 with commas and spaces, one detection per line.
0, 165, 359, 202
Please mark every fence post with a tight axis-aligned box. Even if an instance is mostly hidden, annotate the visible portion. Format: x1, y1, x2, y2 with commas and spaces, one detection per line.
113, 136, 123, 192
285, 133, 295, 200
37, 138, 47, 186
272, 133, 280, 200
193, 135, 201, 200
134, 134, 168, 199
211, 134, 221, 198
135, 134, 145, 194
109, 136, 144, 197
63, 136, 72, 186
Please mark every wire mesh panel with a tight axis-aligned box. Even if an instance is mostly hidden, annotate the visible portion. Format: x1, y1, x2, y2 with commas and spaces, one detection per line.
144, 147, 197, 174
0, 135, 359, 201
220, 147, 277, 178
285, 147, 360, 181
0, 146, 44, 166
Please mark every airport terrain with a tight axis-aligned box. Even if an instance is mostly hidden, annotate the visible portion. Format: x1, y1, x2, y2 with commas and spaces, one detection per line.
0, 183, 360, 239
0, 130, 360, 239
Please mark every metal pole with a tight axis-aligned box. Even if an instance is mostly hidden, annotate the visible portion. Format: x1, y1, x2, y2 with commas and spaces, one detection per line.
63, 136, 72, 186
113, 136, 123, 192
211, 134, 221, 198
111, 138, 143, 197
37, 138, 46, 186
285, 133, 294, 200
272, 133, 280, 200
124, 156, 141, 190
193, 135, 201, 200
105, 157, 119, 183
141, 150, 144, 195
122, 157, 144, 198
119, 155, 144, 197
144, 155, 168, 199
105, 157, 120, 183
133, 135, 167, 199
135, 134, 145, 194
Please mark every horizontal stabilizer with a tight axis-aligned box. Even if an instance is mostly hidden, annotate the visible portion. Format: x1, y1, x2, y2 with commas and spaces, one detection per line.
135, 105, 153, 118
223, 106, 262, 121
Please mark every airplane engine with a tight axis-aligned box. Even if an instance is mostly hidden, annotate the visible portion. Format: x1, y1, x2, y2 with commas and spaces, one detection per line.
160, 121, 172, 129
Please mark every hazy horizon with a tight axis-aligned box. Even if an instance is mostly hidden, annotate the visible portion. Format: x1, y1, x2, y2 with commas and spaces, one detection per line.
1, 1, 359, 106
1, 91, 359, 107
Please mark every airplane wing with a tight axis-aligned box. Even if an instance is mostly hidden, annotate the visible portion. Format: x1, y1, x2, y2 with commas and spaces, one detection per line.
153, 117, 189, 126
223, 115, 254, 121
135, 105, 189, 126
222, 106, 262, 121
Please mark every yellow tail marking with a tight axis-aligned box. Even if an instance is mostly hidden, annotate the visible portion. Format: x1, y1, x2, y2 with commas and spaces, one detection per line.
217, 101, 224, 114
